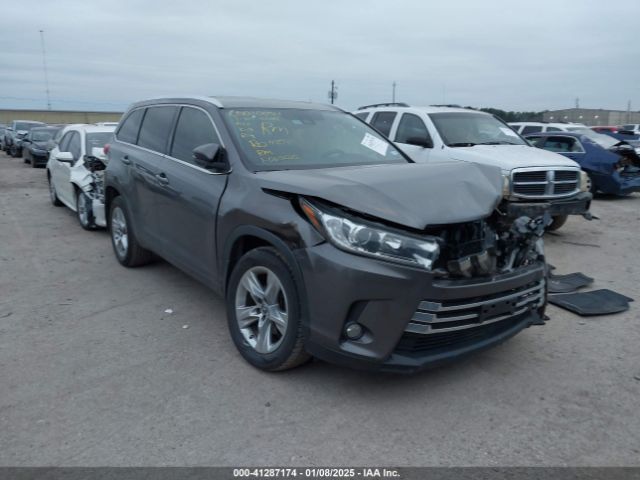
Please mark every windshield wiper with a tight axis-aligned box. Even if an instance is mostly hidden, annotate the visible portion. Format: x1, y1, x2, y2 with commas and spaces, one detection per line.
476, 141, 520, 146
448, 142, 477, 147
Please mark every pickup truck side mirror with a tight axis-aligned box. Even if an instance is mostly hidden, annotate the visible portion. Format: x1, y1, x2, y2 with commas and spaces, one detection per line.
193, 143, 229, 172
405, 136, 433, 148
55, 151, 74, 163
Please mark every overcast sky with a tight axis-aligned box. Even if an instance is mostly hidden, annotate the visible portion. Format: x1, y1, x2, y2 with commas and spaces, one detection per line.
1, 0, 639, 113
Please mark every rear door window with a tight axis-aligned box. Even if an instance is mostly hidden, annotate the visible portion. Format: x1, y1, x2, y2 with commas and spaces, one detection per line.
137, 106, 178, 153
370, 112, 397, 137
542, 136, 583, 153
117, 109, 145, 144
169, 107, 220, 165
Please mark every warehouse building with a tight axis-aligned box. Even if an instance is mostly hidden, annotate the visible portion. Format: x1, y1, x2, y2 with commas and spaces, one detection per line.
542, 108, 640, 126
0, 109, 122, 125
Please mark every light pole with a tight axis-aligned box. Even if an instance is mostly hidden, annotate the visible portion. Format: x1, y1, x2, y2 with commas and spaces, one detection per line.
39, 30, 52, 110
328, 80, 338, 105
392, 81, 396, 103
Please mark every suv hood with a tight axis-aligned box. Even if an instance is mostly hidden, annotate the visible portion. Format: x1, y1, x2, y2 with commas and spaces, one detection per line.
447, 144, 580, 172
255, 162, 503, 229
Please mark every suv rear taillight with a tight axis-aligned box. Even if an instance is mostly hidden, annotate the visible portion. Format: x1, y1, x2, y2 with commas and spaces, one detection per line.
103, 144, 110, 155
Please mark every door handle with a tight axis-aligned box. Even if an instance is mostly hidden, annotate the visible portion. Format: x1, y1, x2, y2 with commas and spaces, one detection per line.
121, 155, 131, 165
156, 172, 170, 186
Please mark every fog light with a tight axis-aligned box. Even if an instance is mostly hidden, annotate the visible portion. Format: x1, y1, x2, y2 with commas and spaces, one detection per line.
345, 323, 363, 340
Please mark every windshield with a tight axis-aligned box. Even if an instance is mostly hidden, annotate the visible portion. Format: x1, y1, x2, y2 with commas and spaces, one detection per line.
15, 122, 43, 131
429, 112, 526, 147
86, 132, 113, 154
222, 108, 407, 171
32, 129, 58, 142
567, 127, 618, 148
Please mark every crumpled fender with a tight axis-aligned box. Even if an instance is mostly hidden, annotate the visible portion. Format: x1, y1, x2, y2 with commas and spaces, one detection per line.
580, 148, 619, 175
69, 163, 93, 192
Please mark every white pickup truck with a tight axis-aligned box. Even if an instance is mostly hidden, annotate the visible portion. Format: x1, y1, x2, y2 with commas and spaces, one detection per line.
354, 104, 592, 231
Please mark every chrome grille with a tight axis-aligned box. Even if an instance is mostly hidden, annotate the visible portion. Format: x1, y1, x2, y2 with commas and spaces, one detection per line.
405, 279, 545, 335
511, 168, 580, 198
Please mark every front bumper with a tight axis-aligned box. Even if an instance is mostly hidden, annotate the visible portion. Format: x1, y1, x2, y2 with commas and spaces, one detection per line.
503, 192, 591, 219
30, 152, 50, 166
296, 243, 546, 372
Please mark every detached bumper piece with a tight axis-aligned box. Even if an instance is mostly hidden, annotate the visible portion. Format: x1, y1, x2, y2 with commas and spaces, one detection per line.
549, 289, 634, 316
548, 272, 593, 294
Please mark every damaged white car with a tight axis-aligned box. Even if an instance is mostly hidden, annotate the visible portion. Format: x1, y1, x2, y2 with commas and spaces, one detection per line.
47, 124, 115, 229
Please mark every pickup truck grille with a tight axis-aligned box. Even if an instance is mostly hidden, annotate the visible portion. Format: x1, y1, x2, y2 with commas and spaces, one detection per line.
511, 168, 580, 198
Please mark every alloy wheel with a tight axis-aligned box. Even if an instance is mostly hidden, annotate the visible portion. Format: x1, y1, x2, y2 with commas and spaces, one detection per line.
235, 266, 288, 354
77, 192, 90, 227
111, 207, 129, 258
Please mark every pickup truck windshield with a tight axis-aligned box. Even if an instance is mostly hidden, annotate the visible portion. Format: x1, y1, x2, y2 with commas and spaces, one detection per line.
223, 108, 407, 171
429, 112, 527, 147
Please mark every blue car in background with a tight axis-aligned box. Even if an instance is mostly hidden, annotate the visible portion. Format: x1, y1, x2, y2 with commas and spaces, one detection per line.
525, 132, 640, 196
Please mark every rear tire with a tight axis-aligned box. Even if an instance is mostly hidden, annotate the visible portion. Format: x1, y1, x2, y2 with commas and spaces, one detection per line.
109, 196, 153, 267
547, 214, 568, 232
10, 146, 19, 158
226, 247, 311, 371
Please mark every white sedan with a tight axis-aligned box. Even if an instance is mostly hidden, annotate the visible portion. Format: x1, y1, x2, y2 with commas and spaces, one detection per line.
47, 124, 115, 229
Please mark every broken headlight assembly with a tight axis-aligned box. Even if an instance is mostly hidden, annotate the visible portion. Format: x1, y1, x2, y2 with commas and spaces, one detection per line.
300, 198, 440, 270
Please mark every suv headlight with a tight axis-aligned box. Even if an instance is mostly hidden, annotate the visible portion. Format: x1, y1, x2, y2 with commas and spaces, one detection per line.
300, 198, 440, 270
579, 171, 589, 192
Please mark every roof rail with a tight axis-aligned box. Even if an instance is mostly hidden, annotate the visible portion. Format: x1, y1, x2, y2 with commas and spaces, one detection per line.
430, 104, 465, 108
357, 102, 410, 110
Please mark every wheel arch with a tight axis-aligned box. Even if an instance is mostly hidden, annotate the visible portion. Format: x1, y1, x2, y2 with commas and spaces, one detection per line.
222, 226, 310, 331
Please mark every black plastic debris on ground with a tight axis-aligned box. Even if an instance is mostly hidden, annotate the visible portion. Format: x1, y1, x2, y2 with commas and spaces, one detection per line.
548, 272, 594, 293
548, 289, 634, 316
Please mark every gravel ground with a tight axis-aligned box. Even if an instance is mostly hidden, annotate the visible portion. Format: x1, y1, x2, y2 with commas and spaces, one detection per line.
1, 151, 639, 466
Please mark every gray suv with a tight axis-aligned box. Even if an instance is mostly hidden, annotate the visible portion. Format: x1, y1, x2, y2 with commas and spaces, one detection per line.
105, 96, 548, 372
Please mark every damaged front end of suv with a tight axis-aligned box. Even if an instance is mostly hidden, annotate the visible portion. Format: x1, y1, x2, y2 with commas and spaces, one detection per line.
257, 162, 550, 372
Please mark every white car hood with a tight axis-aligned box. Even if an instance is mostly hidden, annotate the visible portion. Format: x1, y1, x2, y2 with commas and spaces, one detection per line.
447, 145, 580, 172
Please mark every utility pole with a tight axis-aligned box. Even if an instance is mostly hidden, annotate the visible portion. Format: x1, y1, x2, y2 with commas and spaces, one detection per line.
575, 97, 579, 109
392, 81, 396, 103
627, 100, 631, 123
39, 30, 52, 110
328, 80, 338, 105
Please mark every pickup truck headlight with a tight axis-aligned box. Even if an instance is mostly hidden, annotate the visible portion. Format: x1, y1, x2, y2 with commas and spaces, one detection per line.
300, 198, 440, 270
502, 175, 511, 197
579, 171, 589, 192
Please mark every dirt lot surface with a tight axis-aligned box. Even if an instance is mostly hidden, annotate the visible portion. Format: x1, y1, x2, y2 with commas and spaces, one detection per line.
1, 151, 639, 466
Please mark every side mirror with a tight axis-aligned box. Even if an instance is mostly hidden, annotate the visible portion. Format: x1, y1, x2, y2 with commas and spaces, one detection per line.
56, 151, 74, 163
192, 143, 229, 171
405, 136, 433, 148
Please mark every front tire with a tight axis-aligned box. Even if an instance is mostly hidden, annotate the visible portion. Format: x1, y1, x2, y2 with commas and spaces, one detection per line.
76, 189, 96, 230
226, 247, 310, 371
10, 146, 19, 158
109, 196, 153, 267
547, 214, 568, 232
